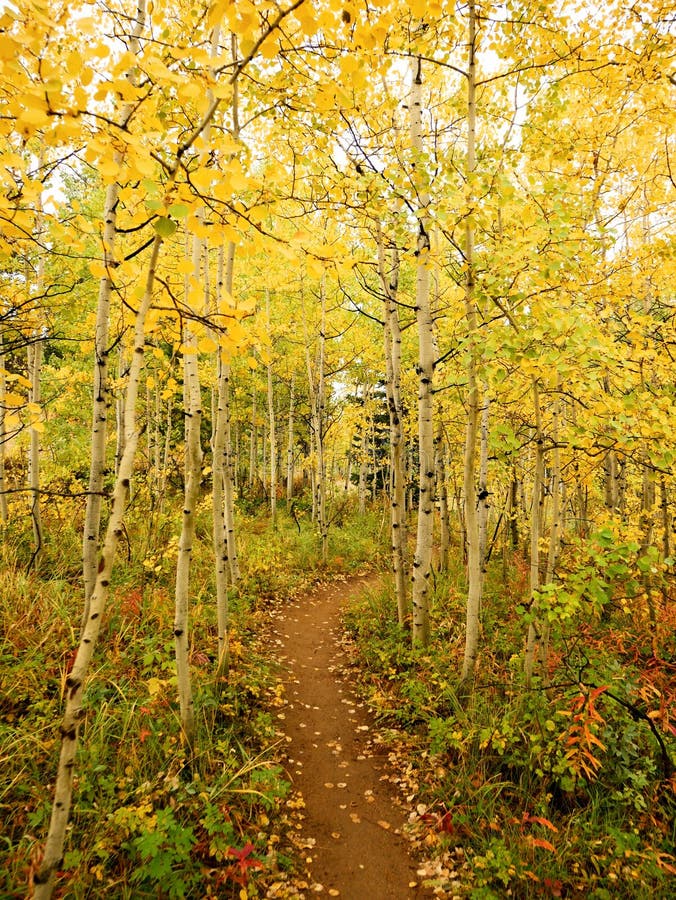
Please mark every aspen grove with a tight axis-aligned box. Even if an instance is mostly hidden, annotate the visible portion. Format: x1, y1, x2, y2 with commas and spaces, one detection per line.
1, 0, 675, 897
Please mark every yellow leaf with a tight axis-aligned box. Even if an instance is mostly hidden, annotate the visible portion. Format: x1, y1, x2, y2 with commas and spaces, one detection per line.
98, 158, 121, 179
190, 167, 214, 191
89, 261, 107, 278
31, 420, 45, 434
66, 51, 83, 76
198, 337, 218, 353
175, 258, 195, 275
3, 392, 24, 408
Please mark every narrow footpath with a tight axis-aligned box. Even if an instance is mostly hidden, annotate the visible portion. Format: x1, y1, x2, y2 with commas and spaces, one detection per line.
270, 575, 431, 899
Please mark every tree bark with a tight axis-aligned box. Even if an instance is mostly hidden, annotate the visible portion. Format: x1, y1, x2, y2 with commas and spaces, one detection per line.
35, 234, 161, 898
0, 333, 8, 524
27, 332, 43, 567
460, 0, 483, 684
524, 379, 545, 687
266, 290, 277, 525
377, 232, 407, 621
286, 374, 295, 501
81, 4, 146, 623
410, 57, 434, 647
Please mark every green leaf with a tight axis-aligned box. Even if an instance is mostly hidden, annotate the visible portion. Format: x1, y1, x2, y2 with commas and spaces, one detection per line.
167, 202, 189, 219
153, 216, 178, 238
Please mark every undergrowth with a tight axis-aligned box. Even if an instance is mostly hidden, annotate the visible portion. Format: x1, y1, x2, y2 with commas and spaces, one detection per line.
342, 544, 676, 899
0, 492, 385, 898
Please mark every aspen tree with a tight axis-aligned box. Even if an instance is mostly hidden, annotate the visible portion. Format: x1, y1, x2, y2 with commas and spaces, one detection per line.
477, 395, 490, 592
0, 333, 7, 523
286, 373, 295, 500
460, 0, 483, 682
27, 246, 44, 567
81, 0, 146, 624
35, 234, 162, 898
306, 275, 329, 563
172, 230, 203, 754
221, 234, 241, 585
435, 422, 451, 573
266, 289, 277, 525
410, 56, 435, 647
524, 379, 545, 687
219, 33, 242, 587
377, 230, 407, 624
539, 393, 563, 678
212, 246, 231, 679
212, 31, 243, 682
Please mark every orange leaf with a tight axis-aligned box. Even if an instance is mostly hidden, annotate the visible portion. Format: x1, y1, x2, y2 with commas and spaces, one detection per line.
530, 837, 556, 852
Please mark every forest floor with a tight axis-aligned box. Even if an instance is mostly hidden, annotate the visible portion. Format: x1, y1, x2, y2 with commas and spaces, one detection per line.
267, 574, 434, 899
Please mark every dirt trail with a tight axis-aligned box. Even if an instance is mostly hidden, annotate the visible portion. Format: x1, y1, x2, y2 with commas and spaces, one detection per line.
271, 575, 430, 899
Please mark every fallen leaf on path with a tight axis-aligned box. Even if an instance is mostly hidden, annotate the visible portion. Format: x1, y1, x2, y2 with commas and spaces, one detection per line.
324, 782, 334, 788
329, 891, 340, 896
349, 813, 361, 823
378, 820, 391, 830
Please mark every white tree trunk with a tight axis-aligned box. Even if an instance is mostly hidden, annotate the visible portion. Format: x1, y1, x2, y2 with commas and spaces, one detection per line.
305, 278, 328, 562
212, 246, 231, 680
478, 393, 490, 590
525, 379, 545, 686
266, 291, 277, 525
0, 333, 8, 523
35, 233, 161, 898
378, 233, 407, 623
286, 374, 295, 501
461, 0, 483, 684
28, 335, 43, 565
435, 422, 451, 573
81, 3, 146, 620
410, 58, 435, 647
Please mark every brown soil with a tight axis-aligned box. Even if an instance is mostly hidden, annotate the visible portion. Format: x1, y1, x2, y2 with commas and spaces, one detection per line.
270, 574, 432, 899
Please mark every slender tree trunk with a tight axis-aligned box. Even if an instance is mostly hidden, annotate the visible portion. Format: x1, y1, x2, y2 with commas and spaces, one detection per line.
35, 234, 161, 898
461, 0, 483, 683
286, 375, 295, 501
159, 400, 172, 509
410, 57, 434, 647
212, 247, 231, 681
153, 379, 162, 494
435, 422, 451, 573
525, 380, 545, 687
115, 347, 126, 477
305, 279, 328, 562
539, 395, 562, 677
27, 335, 43, 566
508, 466, 519, 550
358, 427, 367, 516
249, 388, 257, 489
81, 4, 146, 622
378, 236, 408, 621
173, 231, 203, 755
478, 392, 490, 591
266, 291, 277, 526
660, 478, 670, 561
0, 333, 8, 524
223, 238, 240, 584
